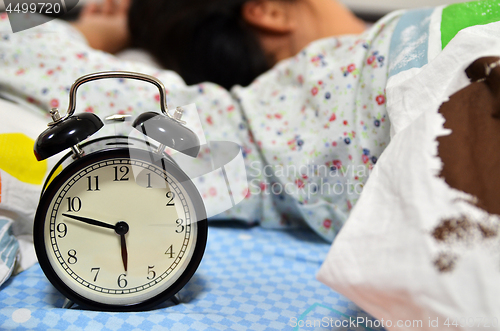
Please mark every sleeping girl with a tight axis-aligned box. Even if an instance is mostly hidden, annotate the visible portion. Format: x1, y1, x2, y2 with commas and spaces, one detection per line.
0, 0, 498, 245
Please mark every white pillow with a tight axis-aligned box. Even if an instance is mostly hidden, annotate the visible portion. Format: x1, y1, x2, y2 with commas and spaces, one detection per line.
0, 98, 58, 282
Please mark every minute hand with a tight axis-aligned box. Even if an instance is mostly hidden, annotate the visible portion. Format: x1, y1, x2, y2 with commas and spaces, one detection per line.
62, 213, 115, 230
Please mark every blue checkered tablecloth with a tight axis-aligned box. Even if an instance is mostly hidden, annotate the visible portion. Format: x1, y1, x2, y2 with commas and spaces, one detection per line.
0, 225, 384, 330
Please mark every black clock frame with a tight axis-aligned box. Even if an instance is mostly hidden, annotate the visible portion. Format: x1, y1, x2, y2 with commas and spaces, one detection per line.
33, 147, 208, 312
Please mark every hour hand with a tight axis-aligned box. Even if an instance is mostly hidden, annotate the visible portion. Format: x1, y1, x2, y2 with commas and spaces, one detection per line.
120, 234, 128, 272
62, 213, 115, 230
115, 222, 130, 272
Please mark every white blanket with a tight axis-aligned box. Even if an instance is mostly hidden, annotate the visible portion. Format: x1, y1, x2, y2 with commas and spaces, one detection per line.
318, 18, 500, 331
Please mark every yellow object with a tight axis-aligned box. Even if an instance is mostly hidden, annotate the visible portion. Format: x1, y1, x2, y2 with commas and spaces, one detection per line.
0, 133, 47, 185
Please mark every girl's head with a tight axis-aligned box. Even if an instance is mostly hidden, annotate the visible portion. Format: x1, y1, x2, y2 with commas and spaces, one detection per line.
128, 0, 364, 89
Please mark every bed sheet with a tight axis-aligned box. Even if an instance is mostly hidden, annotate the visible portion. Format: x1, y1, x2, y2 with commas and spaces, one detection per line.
0, 225, 382, 331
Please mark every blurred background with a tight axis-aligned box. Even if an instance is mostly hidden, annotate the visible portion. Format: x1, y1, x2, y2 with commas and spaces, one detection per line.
0, 0, 474, 22
342, 0, 470, 21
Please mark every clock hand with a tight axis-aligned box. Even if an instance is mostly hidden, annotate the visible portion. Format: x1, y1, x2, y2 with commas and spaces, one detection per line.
62, 213, 115, 230
115, 222, 130, 272
120, 234, 128, 272
62, 214, 130, 271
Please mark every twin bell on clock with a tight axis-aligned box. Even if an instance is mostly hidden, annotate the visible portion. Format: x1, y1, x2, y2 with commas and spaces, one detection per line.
32, 71, 209, 311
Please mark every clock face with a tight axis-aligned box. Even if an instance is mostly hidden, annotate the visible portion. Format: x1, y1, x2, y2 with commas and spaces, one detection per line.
34, 148, 207, 311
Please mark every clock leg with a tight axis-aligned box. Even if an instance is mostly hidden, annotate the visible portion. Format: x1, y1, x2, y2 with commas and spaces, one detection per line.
62, 298, 75, 309
170, 294, 181, 305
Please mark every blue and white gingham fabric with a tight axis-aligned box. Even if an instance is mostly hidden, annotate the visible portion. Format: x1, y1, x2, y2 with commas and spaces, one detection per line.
0, 225, 384, 331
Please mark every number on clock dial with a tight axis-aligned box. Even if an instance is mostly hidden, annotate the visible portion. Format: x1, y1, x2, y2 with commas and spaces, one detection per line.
87, 176, 100, 191
66, 197, 82, 212
113, 166, 130, 181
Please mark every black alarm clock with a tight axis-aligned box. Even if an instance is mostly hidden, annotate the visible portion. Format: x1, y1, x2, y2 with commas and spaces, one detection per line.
33, 71, 208, 311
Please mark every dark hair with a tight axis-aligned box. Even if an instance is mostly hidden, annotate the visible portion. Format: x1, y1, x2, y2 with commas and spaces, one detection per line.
128, 0, 271, 89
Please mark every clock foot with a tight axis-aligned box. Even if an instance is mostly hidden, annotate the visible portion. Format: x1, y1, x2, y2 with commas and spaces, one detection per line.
62, 298, 75, 309
170, 294, 181, 305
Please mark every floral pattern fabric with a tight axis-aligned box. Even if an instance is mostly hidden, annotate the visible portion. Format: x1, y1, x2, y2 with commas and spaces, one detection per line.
0, 11, 401, 242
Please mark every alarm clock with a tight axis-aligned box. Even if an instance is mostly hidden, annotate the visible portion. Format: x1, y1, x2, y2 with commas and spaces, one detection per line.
33, 71, 208, 311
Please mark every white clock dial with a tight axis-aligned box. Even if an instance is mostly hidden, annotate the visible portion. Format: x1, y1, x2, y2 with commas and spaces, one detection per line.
35, 148, 207, 310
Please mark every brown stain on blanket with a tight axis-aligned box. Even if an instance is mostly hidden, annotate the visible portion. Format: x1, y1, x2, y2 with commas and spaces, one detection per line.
431, 215, 500, 272
434, 252, 458, 273
432, 216, 475, 244
437, 56, 500, 216
432, 57, 500, 273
